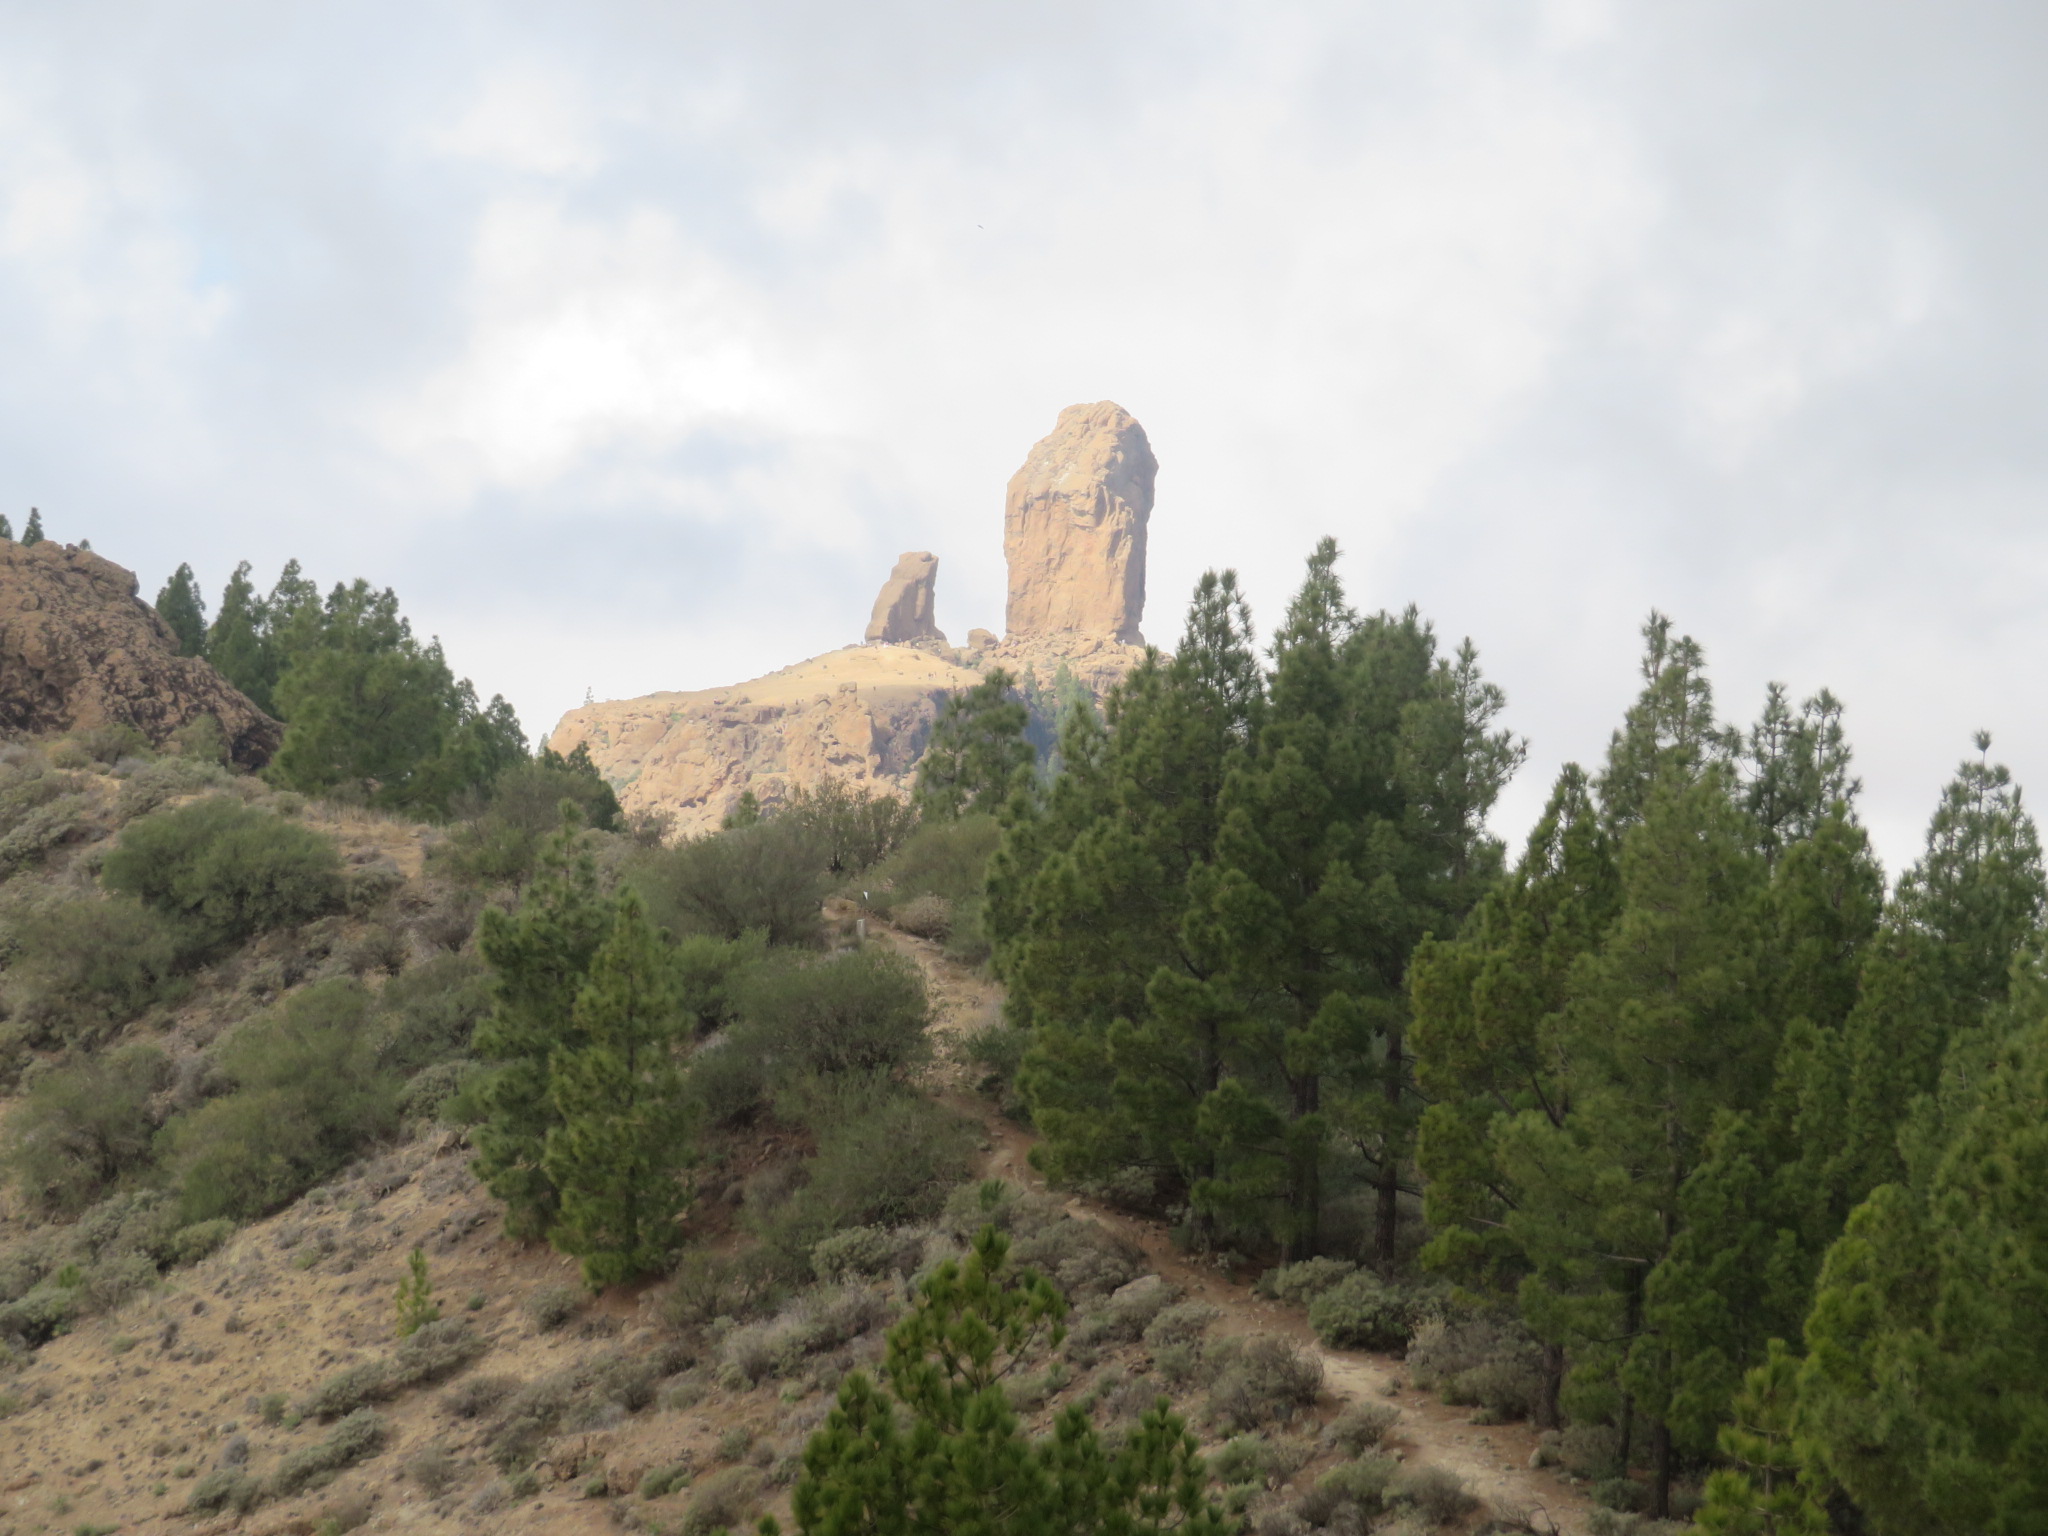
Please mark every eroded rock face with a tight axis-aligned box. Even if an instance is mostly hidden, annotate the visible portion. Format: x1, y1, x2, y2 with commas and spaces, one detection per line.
864, 551, 945, 645
1004, 401, 1155, 645
0, 541, 282, 767
548, 645, 986, 838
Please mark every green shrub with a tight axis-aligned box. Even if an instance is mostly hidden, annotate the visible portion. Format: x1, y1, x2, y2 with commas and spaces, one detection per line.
397, 1060, 480, 1124
166, 1218, 236, 1266
3, 898, 184, 1047
810, 1225, 917, 1282
1254, 1257, 1357, 1307
187, 1467, 262, 1515
1324, 1399, 1400, 1455
524, 1284, 585, 1332
436, 755, 622, 886
1391, 1462, 1475, 1524
164, 980, 401, 1222
72, 722, 151, 764
681, 1466, 763, 1536
641, 1461, 693, 1499
270, 1408, 387, 1495
1406, 1311, 1544, 1421
377, 950, 491, 1076
864, 814, 1000, 962
781, 779, 919, 876
1142, 1299, 1219, 1350
442, 1373, 519, 1419
1307, 1270, 1431, 1352
747, 1086, 976, 1268
625, 818, 826, 946
739, 947, 931, 1083
1205, 1336, 1324, 1433
673, 931, 768, 1035
1321, 1452, 1397, 1508
0, 757, 96, 872
103, 795, 343, 953
1071, 1278, 1177, 1350
297, 1320, 485, 1419
715, 1284, 894, 1385
2, 1044, 170, 1216
685, 1035, 771, 1128
661, 1249, 778, 1330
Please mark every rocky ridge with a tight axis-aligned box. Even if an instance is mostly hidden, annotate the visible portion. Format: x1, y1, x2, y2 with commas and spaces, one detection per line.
551, 402, 1159, 836
0, 540, 281, 768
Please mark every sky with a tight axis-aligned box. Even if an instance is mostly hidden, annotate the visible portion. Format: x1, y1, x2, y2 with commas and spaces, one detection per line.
4, 0, 2046, 874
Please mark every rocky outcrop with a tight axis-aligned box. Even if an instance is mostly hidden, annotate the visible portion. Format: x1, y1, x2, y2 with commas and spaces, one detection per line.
0, 541, 282, 767
1004, 401, 1155, 645
864, 552, 945, 645
548, 645, 986, 838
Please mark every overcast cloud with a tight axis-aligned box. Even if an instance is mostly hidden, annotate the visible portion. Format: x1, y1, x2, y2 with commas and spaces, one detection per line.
4, 0, 2045, 872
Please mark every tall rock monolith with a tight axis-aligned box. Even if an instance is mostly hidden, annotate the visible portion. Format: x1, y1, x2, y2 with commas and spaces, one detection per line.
1003, 401, 1155, 645
863, 551, 945, 645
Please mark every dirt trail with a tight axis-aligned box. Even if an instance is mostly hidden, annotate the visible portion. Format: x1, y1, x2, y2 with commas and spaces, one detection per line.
867, 916, 1592, 1536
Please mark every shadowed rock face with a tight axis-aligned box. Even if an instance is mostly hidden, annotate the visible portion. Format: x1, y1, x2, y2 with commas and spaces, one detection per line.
0, 541, 282, 767
1004, 401, 1155, 645
864, 551, 945, 645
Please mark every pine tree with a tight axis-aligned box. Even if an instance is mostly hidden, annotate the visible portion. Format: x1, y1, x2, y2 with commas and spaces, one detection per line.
1694, 1340, 1828, 1536
394, 1247, 439, 1337
472, 822, 618, 1239
543, 889, 691, 1286
1829, 734, 2045, 1204
21, 507, 44, 546
206, 562, 272, 709
0, 513, 12, 540
1802, 1013, 2048, 1534
153, 563, 210, 657
997, 572, 1262, 1221
783, 1226, 1230, 1536
915, 669, 1034, 818
1596, 612, 1730, 830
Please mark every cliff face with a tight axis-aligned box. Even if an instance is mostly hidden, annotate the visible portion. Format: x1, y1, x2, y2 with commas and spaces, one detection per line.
551, 401, 1160, 837
547, 645, 985, 837
0, 541, 282, 767
1003, 401, 1155, 646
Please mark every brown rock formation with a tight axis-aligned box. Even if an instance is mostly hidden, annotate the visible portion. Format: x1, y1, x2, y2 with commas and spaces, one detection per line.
1004, 401, 1155, 645
548, 645, 985, 838
864, 551, 945, 645
0, 540, 282, 767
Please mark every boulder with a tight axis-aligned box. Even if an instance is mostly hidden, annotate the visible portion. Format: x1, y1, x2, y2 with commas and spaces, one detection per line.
864, 551, 946, 645
1004, 401, 1155, 644
0, 540, 281, 767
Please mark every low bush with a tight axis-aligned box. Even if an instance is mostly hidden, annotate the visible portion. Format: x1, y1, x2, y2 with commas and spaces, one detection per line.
1315, 1454, 1397, 1516
662, 1249, 779, 1330
443, 1374, 520, 1420
1307, 1271, 1434, 1352
436, 753, 623, 886
377, 951, 491, 1077
1594, 1476, 1650, 1513
407, 1442, 461, 1496
782, 779, 919, 877
1391, 1463, 1475, 1525
1254, 1258, 1357, 1308
716, 1284, 894, 1386
187, 1467, 262, 1515
892, 893, 953, 940
739, 947, 931, 1083
863, 814, 1001, 962
673, 931, 768, 1035
270, 1408, 388, 1496
1009, 1215, 1146, 1301
164, 980, 401, 1222
641, 1460, 694, 1499
0, 757, 96, 873
1143, 1299, 1221, 1350
297, 1320, 486, 1419
1206, 1337, 1324, 1433
1324, 1400, 1400, 1455
747, 1085, 976, 1269
810, 1224, 920, 1282
2, 1044, 170, 1216
1211, 1434, 1314, 1490
3, 897, 185, 1048
103, 795, 343, 954
1070, 1278, 1178, 1352
681, 1466, 764, 1536
1407, 1312, 1545, 1422
626, 818, 826, 946
524, 1284, 586, 1332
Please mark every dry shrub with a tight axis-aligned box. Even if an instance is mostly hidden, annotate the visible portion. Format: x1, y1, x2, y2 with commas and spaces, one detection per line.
682, 1466, 764, 1536
1391, 1464, 1476, 1525
1254, 1258, 1357, 1308
271, 1408, 387, 1496
892, 893, 954, 940
1207, 1337, 1325, 1433
1406, 1312, 1544, 1421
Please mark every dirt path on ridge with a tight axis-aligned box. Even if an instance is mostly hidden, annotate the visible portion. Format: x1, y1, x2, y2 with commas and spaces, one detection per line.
854, 910, 1594, 1536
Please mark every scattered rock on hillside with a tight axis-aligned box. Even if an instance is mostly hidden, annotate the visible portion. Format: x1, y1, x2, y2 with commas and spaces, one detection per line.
1004, 401, 1155, 645
0, 540, 281, 767
864, 551, 947, 646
